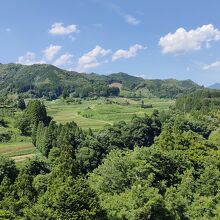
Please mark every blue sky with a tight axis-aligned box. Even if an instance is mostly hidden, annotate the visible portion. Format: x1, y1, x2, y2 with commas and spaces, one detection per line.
0, 0, 220, 85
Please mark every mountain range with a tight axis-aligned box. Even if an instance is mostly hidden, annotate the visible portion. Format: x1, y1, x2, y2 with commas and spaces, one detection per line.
0, 63, 201, 99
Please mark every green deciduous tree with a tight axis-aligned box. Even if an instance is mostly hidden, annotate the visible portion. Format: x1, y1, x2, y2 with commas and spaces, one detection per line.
0, 156, 18, 183
17, 98, 26, 110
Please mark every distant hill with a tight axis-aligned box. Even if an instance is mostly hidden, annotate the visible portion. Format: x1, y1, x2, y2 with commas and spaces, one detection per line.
209, 83, 220, 89
134, 78, 200, 98
0, 63, 201, 99
0, 63, 108, 99
107, 72, 144, 90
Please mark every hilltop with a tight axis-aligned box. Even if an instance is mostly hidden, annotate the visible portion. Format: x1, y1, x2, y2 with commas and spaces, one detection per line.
0, 63, 201, 99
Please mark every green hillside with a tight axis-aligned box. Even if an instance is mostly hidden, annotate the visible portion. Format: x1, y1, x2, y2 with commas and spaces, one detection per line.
107, 72, 144, 90
0, 63, 201, 99
135, 78, 200, 98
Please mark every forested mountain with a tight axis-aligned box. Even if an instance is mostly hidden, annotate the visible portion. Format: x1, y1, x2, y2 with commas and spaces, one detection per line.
134, 78, 200, 98
107, 72, 144, 90
0, 63, 109, 99
0, 63, 201, 99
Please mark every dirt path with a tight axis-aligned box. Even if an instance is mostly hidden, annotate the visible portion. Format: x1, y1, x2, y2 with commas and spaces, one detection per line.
0, 143, 33, 154
11, 153, 35, 162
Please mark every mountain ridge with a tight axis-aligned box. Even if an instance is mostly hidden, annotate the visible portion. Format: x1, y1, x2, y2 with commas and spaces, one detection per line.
0, 63, 202, 99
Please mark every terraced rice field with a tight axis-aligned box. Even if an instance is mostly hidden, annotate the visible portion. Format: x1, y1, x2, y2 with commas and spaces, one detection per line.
46, 97, 174, 130
0, 97, 174, 162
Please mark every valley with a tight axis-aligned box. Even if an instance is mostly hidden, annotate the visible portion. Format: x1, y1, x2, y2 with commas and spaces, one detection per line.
0, 97, 174, 161
0, 65, 219, 219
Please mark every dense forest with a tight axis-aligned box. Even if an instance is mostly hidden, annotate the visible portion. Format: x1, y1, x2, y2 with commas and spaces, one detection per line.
0, 86, 220, 219
0, 64, 201, 100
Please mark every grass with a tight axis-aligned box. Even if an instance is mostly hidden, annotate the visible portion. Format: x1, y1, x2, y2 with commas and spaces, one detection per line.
46, 97, 174, 129
0, 141, 35, 157
0, 141, 36, 164
0, 109, 35, 161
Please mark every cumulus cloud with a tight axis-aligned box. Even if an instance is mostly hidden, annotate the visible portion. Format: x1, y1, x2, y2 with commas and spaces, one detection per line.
17, 52, 45, 65
77, 45, 111, 70
43, 44, 62, 61
203, 60, 220, 70
53, 53, 73, 66
159, 24, 220, 54
112, 44, 145, 61
124, 15, 140, 25
49, 22, 79, 35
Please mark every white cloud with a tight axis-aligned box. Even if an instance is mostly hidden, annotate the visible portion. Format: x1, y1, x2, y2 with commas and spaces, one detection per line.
159, 24, 220, 54
124, 15, 140, 25
77, 45, 111, 70
17, 52, 45, 65
49, 22, 79, 35
53, 53, 73, 66
134, 73, 146, 79
100, 2, 141, 25
203, 60, 220, 70
69, 35, 76, 41
112, 44, 145, 61
43, 44, 62, 61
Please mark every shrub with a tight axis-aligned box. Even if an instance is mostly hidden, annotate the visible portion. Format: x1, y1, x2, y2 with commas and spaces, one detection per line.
0, 131, 12, 142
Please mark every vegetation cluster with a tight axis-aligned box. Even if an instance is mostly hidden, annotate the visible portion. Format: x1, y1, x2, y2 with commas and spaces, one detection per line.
0, 87, 219, 219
